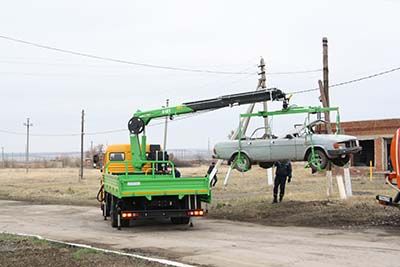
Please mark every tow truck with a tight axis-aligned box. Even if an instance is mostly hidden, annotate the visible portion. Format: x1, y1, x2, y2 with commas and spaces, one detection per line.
95, 88, 287, 229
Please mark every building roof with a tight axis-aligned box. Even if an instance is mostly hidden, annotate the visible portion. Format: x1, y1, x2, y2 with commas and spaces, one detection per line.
340, 118, 400, 137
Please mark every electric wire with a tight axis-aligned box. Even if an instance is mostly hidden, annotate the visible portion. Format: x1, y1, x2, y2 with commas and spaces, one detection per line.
1, 65, 399, 137
0, 109, 217, 137
290, 66, 400, 95
0, 35, 321, 76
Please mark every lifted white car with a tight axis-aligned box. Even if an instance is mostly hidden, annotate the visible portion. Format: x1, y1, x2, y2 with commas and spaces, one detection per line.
213, 121, 362, 172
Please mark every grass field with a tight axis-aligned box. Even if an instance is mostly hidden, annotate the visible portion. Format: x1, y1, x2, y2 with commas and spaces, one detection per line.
0, 165, 399, 228
0, 233, 165, 267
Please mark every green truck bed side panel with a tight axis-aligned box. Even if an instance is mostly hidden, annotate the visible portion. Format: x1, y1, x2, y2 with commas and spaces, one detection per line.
104, 174, 211, 202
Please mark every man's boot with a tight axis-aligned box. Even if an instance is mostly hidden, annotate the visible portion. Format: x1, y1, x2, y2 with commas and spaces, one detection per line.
272, 195, 278, 204
279, 194, 284, 202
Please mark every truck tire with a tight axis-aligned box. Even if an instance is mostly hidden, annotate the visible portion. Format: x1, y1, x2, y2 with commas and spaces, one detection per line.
171, 217, 190, 225
110, 196, 118, 228
104, 192, 111, 217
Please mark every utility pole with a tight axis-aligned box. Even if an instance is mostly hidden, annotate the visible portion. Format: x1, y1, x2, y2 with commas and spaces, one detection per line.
240, 57, 267, 135
258, 57, 269, 135
321, 37, 332, 134
24, 118, 33, 173
80, 110, 85, 181
163, 99, 169, 151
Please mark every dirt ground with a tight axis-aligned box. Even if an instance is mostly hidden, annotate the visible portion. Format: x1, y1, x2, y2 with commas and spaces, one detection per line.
1, 200, 400, 267
0, 233, 165, 267
0, 165, 398, 229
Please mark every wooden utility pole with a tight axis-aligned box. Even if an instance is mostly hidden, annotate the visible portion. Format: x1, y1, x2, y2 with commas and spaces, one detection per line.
24, 118, 33, 173
80, 110, 85, 180
321, 37, 332, 134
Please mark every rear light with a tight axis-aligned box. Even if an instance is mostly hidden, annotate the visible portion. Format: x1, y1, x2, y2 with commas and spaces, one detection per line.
187, 209, 204, 217
121, 212, 139, 218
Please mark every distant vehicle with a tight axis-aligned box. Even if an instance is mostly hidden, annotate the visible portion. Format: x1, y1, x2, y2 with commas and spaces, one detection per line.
213, 120, 362, 172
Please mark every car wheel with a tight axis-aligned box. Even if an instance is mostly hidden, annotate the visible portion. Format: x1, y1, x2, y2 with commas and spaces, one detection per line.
307, 149, 328, 171
259, 162, 274, 169
331, 155, 350, 167
232, 153, 251, 172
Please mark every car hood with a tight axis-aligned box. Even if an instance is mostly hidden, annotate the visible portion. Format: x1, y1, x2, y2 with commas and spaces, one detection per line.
311, 134, 357, 143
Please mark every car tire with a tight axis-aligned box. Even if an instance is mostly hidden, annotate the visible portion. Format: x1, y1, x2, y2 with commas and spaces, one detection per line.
232, 153, 251, 172
259, 162, 274, 169
331, 155, 350, 167
307, 149, 328, 172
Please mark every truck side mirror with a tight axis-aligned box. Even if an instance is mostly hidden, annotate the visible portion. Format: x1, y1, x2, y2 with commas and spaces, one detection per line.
93, 154, 99, 164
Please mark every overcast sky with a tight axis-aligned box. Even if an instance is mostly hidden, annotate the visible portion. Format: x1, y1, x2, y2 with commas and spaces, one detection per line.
0, 0, 399, 153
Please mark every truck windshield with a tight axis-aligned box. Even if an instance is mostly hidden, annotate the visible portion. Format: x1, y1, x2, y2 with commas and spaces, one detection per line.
109, 152, 125, 161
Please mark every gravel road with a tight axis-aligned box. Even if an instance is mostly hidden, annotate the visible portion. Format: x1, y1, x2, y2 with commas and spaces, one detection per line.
0, 200, 399, 267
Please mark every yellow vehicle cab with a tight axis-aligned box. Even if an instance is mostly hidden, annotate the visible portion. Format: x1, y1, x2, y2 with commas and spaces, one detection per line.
103, 144, 152, 174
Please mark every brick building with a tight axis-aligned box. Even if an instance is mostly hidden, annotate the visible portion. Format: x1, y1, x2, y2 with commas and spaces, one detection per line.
339, 119, 400, 171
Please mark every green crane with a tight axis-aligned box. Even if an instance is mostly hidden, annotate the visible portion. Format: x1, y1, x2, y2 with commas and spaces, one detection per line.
127, 89, 288, 170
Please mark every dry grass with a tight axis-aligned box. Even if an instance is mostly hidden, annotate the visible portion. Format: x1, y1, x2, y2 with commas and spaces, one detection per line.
0, 168, 101, 206
0, 165, 399, 228
0, 233, 165, 267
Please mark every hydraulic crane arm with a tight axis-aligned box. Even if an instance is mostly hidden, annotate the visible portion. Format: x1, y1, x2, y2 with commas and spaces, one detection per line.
128, 88, 287, 135
127, 88, 287, 170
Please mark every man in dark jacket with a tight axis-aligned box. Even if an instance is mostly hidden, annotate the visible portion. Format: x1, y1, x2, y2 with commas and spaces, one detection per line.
207, 162, 218, 187
273, 160, 292, 203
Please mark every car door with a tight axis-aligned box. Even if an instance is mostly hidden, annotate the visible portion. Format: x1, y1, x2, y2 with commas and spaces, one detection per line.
294, 134, 308, 160
269, 136, 297, 161
239, 138, 271, 162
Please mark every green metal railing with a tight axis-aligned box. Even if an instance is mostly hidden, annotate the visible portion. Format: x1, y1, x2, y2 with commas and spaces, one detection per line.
104, 160, 176, 179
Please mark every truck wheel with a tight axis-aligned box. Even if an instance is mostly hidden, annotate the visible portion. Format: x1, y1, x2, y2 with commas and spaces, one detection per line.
331, 155, 350, 167
232, 153, 251, 172
307, 149, 328, 172
110, 196, 118, 228
121, 219, 130, 227
171, 217, 190, 225
106, 193, 111, 216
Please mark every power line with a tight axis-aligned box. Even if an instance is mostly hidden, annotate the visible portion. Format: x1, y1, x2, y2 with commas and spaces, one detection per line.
1, 65, 399, 136
290, 66, 400, 95
0, 109, 216, 137
0, 35, 321, 76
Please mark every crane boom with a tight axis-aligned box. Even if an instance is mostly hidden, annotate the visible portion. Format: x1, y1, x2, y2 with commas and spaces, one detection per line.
127, 88, 287, 169
129, 88, 287, 133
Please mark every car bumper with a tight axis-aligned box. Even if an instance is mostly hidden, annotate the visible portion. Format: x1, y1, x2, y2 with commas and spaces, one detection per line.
327, 146, 362, 157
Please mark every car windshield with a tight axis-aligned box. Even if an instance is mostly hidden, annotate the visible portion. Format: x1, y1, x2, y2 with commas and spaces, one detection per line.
248, 127, 277, 140
289, 119, 328, 137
